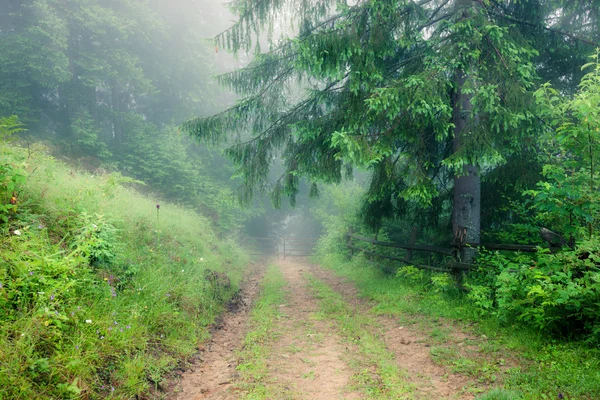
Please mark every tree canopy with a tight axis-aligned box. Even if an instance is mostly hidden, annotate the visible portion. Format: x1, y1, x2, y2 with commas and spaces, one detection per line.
184, 0, 600, 248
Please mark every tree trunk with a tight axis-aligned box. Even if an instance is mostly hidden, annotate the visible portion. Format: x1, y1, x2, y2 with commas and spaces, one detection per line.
110, 80, 123, 154
57, 83, 73, 139
450, 0, 481, 265
406, 225, 418, 262
452, 69, 480, 264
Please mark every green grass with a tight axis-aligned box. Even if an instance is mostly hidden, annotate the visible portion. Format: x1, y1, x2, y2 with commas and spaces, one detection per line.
0, 144, 249, 399
235, 264, 287, 399
316, 253, 600, 400
306, 274, 415, 399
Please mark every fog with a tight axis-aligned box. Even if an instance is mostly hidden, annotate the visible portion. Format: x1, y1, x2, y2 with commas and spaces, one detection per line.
0, 0, 326, 244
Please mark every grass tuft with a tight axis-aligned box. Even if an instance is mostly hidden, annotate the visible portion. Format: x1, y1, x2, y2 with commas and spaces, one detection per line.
306, 274, 415, 399
236, 264, 287, 399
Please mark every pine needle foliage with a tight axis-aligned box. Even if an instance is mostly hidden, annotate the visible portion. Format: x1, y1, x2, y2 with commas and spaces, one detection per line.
183, 0, 595, 228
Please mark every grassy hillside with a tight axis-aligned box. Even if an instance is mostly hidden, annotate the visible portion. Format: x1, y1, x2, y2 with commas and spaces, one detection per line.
0, 141, 248, 399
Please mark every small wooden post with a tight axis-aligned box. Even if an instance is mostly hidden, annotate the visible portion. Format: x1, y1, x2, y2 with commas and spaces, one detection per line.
347, 226, 354, 256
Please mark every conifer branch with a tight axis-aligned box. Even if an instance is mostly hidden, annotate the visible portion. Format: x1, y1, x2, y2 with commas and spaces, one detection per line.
487, 2, 600, 47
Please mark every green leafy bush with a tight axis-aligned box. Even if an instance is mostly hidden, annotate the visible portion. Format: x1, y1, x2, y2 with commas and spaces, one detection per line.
71, 212, 118, 267
494, 242, 600, 341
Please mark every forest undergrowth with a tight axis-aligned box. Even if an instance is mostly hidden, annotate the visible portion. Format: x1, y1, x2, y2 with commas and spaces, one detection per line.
0, 139, 248, 399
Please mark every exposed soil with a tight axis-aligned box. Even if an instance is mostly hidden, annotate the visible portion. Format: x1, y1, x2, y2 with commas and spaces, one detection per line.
264, 258, 362, 399
308, 262, 502, 399
169, 257, 508, 399
168, 261, 266, 400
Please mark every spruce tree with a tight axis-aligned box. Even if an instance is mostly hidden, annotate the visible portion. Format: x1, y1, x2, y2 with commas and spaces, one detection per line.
188, 0, 596, 249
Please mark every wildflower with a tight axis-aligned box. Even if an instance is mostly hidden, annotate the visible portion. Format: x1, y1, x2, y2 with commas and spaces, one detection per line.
86, 319, 92, 324
119, 328, 123, 332
0, 283, 3, 289
114, 321, 118, 325
156, 204, 160, 210
100, 336, 104, 339
50, 294, 54, 300
13, 230, 21, 236
38, 224, 45, 229
108, 327, 112, 331
54, 311, 59, 315
29, 271, 34, 276
200, 257, 204, 261
181, 269, 184, 272
166, 293, 170, 297
71, 312, 74, 316
126, 325, 131, 329
76, 345, 79, 349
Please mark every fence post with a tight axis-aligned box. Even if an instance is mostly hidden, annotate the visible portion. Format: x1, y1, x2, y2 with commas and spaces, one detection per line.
347, 226, 354, 256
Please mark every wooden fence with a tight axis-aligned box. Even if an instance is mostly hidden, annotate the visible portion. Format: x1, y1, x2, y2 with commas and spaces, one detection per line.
346, 226, 542, 273
281, 237, 319, 258
247, 236, 279, 257
246, 236, 319, 258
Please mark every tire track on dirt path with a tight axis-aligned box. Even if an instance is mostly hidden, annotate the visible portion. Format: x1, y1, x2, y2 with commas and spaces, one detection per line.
305, 260, 488, 399
168, 261, 266, 400
263, 257, 363, 400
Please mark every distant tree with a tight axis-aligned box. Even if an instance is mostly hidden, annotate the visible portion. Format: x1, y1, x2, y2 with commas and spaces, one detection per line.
0, 0, 250, 230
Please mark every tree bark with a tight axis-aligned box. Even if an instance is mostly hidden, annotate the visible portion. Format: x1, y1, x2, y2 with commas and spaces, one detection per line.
451, 0, 481, 265
452, 71, 480, 264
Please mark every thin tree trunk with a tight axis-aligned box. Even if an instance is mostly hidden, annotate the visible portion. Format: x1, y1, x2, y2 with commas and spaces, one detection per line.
110, 80, 123, 154
406, 225, 418, 262
57, 83, 73, 139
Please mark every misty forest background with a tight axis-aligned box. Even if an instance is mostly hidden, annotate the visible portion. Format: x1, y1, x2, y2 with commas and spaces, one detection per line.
2, 0, 600, 399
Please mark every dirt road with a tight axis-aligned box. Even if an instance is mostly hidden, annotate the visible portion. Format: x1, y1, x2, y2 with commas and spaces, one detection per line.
169, 258, 506, 399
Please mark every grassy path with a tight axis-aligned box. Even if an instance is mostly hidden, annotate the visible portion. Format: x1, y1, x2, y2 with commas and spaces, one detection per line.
171, 257, 513, 399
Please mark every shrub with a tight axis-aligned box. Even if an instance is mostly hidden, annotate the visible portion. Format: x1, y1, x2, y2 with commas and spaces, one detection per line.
471, 240, 600, 342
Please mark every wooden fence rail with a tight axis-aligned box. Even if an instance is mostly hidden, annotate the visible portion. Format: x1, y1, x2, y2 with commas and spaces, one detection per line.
346, 227, 544, 273
282, 237, 319, 258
